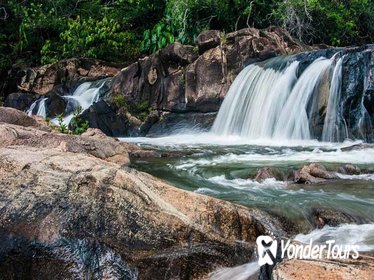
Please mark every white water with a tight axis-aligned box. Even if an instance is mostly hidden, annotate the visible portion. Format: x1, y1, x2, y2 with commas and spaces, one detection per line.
27, 97, 47, 118
295, 224, 374, 252
27, 79, 108, 125
322, 57, 346, 141
209, 261, 259, 280
211, 56, 347, 141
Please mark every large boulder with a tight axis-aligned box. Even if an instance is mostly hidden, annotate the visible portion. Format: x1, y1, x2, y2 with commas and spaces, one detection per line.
0, 107, 39, 127
80, 100, 138, 137
4, 92, 38, 111
197, 30, 221, 54
0, 123, 287, 279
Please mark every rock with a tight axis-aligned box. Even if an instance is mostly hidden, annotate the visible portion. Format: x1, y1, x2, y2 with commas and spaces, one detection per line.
338, 164, 361, 175
81, 127, 108, 138
13, 58, 120, 95
45, 90, 67, 117
108, 27, 309, 136
0, 122, 130, 166
341, 143, 374, 151
0, 107, 39, 127
255, 167, 284, 182
146, 112, 217, 137
273, 254, 374, 280
4, 92, 38, 111
185, 47, 229, 112
308, 208, 367, 228
159, 42, 198, 74
139, 110, 160, 135
197, 30, 221, 54
293, 163, 337, 184
0, 135, 287, 278
80, 100, 134, 137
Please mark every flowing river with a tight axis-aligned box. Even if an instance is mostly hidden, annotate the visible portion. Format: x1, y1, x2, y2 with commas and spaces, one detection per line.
120, 133, 374, 253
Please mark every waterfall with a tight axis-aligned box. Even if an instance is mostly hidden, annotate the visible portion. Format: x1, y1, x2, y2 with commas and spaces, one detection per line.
321, 57, 346, 142
27, 97, 47, 118
212, 55, 347, 141
27, 79, 109, 125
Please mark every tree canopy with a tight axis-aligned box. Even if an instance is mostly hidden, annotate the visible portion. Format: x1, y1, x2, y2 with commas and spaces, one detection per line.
0, 0, 373, 72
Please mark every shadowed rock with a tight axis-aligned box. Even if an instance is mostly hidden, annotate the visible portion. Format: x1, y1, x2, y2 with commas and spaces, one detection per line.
308, 208, 368, 228
338, 164, 361, 175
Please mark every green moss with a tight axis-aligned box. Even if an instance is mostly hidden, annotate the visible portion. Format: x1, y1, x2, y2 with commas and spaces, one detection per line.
111, 95, 128, 108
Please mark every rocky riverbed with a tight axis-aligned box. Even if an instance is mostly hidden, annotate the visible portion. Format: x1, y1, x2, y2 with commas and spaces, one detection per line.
1, 108, 373, 279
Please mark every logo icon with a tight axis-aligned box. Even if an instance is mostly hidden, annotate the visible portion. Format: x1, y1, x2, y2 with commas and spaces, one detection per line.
257, 235, 277, 266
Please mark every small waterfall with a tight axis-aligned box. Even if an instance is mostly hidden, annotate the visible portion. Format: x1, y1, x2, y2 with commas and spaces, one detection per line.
212, 55, 349, 141
54, 79, 108, 125
27, 79, 109, 125
27, 97, 47, 118
322, 57, 346, 142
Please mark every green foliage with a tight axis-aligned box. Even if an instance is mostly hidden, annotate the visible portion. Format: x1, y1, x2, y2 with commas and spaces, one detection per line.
163, 0, 273, 45
70, 106, 89, 135
111, 95, 128, 108
57, 16, 139, 61
56, 113, 68, 134
273, 0, 374, 46
141, 20, 175, 53
0, 0, 373, 73
54, 107, 88, 135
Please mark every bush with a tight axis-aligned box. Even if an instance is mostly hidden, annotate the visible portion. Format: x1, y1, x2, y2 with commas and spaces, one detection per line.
273, 0, 374, 46
43, 16, 140, 62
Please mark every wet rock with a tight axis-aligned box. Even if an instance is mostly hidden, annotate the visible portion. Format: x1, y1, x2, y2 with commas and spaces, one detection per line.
0, 107, 39, 127
80, 100, 133, 137
197, 30, 221, 54
4, 92, 38, 111
255, 167, 284, 182
273, 254, 374, 280
293, 163, 337, 184
338, 164, 361, 175
139, 111, 160, 135
45, 90, 67, 117
341, 143, 374, 151
308, 208, 366, 228
146, 112, 217, 137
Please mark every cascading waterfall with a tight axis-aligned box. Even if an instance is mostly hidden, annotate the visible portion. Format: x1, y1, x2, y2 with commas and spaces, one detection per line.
211, 55, 348, 142
27, 78, 109, 125
321, 57, 346, 142
27, 97, 47, 118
